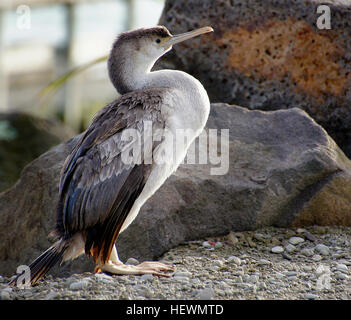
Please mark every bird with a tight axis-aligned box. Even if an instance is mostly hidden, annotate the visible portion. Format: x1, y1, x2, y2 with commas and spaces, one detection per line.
9, 25, 213, 286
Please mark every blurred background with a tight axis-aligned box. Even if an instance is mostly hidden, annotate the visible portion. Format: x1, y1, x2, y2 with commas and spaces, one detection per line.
0, 0, 165, 192
0, 0, 165, 131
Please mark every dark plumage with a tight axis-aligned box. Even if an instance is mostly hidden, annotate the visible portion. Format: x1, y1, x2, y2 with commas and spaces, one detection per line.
56, 89, 165, 263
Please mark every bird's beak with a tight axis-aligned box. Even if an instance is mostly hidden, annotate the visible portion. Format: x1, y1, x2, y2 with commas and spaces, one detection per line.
166, 26, 214, 46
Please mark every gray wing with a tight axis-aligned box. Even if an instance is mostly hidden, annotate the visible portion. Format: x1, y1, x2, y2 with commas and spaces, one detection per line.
55, 88, 167, 263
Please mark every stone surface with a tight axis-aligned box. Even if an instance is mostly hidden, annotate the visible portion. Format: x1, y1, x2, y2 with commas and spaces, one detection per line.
284, 244, 296, 254
335, 263, 348, 274
1, 103, 351, 277
0, 134, 93, 278
196, 287, 215, 300
0, 112, 74, 192
125, 258, 139, 266
315, 244, 330, 256
69, 280, 89, 291
301, 248, 314, 257
158, 0, 351, 157
289, 237, 305, 245
271, 246, 284, 254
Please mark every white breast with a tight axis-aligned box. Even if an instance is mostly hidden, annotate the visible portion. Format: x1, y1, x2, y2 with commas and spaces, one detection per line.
120, 69, 210, 233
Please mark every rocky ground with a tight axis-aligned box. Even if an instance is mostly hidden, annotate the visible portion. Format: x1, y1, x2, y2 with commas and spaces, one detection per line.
1, 226, 350, 300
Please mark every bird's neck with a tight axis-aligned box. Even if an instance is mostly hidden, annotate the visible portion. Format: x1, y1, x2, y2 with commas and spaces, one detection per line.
111, 63, 197, 96
109, 54, 210, 132
108, 52, 209, 115
109, 52, 160, 94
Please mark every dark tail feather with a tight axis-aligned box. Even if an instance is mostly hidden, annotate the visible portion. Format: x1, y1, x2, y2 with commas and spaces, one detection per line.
9, 240, 67, 287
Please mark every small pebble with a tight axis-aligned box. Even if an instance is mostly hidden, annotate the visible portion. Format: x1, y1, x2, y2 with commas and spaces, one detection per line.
271, 246, 284, 253
1, 290, 11, 300
285, 244, 296, 253
69, 280, 89, 290
226, 233, 239, 246
302, 265, 313, 272
215, 242, 223, 249
174, 271, 192, 278
289, 237, 304, 245
338, 259, 351, 266
95, 273, 114, 284
275, 272, 285, 279
227, 256, 241, 265
140, 274, 154, 281
119, 292, 132, 300
258, 282, 267, 290
335, 272, 348, 281
335, 264, 348, 274
282, 252, 292, 260
126, 258, 139, 265
202, 241, 212, 248
315, 264, 330, 277
137, 286, 153, 298
304, 232, 317, 242
95, 273, 113, 280
315, 244, 330, 256
173, 276, 189, 282
249, 275, 259, 284
216, 289, 226, 297
312, 254, 322, 262
305, 293, 318, 300
213, 260, 224, 267
196, 287, 215, 300
301, 248, 314, 257
253, 233, 266, 242
2, 287, 12, 293
270, 237, 281, 246
257, 259, 271, 266
45, 291, 59, 300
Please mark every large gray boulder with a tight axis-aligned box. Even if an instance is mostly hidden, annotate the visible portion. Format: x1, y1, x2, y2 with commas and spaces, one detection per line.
0, 112, 74, 192
1, 103, 350, 277
157, 0, 351, 157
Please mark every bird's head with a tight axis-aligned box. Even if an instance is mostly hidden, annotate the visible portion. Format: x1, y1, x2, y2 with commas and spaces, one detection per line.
112, 25, 213, 62
108, 25, 213, 93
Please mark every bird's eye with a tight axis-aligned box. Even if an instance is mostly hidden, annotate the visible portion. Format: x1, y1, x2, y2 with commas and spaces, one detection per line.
155, 38, 161, 44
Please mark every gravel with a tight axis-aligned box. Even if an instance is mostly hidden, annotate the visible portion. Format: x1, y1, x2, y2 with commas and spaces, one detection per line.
335, 264, 348, 274
271, 246, 284, 253
301, 248, 314, 257
305, 293, 319, 300
126, 258, 139, 266
196, 287, 215, 300
1, 226, 351, 300
289, 237, 305, 245
285, 244, 296, 253
227, 256, 242, 265
315, 244, 330, 256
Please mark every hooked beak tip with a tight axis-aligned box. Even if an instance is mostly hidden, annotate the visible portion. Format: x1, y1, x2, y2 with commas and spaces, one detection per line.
205, 26, 214, 33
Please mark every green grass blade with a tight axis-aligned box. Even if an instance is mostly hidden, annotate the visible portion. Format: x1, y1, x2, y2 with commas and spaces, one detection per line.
37, 54, 109, 110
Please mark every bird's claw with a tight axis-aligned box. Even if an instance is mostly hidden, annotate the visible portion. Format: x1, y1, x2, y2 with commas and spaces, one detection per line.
98, 260, 175, 277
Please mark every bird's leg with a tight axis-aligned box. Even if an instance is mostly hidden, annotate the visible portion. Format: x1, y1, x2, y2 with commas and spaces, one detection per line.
96, 245, 175, 277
